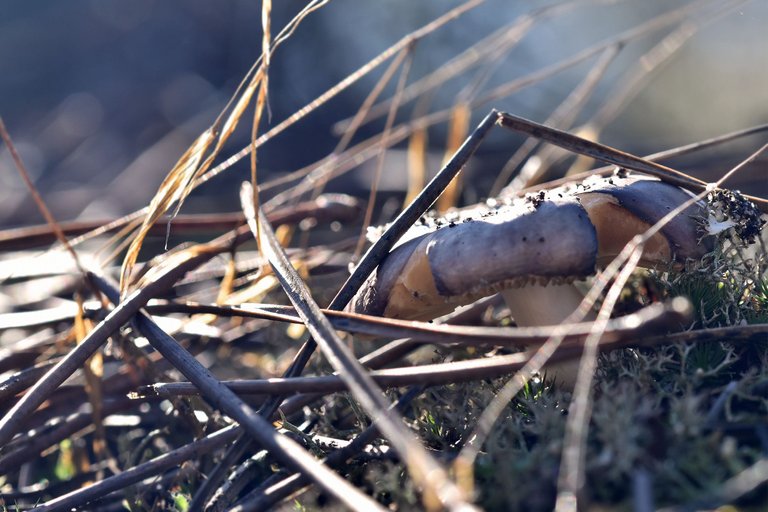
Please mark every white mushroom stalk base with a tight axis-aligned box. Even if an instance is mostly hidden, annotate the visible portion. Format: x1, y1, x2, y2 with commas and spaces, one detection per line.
501, 282, 595, 327
502, 282, 596, 387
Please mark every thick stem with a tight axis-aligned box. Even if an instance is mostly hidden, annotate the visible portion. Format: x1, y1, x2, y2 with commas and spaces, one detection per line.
502, 282, 592, 327
502, 282, 595, 386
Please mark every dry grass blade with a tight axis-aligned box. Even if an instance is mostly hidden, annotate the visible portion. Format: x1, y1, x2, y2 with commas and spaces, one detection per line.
119, 128, 216, 292
73, 295, 110, 473
192, 0, 486, 193
118, 1, 320, 294
0, 118, 89, 278
406, 116, 429, 206
353, 47, 415, 259
240, 182, 473, 511
436, 102, 472, 212
492, 42, 620, 195
120, 68, 255, 290
246, 0, 272, 250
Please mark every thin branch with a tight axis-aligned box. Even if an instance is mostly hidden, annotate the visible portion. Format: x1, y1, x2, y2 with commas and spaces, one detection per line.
95, 274, 388, 512
34, 426, 240, 512
0, 118, 89, 278
511, 122, 768, 197
231, 387, 423, 511
491, 42, 621, 195
139, 300, 690, 399
142, 300, 681, 348
497, 112, 768, 212
241, 182, 472, 510
266, 109, 501, 426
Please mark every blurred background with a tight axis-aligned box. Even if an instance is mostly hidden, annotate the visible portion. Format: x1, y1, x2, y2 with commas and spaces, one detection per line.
1, 0, 766, 228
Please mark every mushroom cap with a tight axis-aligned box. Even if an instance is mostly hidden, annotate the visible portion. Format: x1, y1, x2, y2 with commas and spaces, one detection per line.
353, 196, 597, 319
350, 174, 713, 320
577, 175, 712, 266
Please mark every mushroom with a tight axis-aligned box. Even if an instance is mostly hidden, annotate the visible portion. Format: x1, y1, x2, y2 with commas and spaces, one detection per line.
350, 174, 714, 327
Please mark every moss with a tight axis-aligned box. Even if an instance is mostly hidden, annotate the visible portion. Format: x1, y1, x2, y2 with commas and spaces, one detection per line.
292, 237, 768, 509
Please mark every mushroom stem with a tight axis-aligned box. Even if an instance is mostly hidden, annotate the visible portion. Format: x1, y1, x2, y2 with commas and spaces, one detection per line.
502, 282, 595, 387
501, 282, 594, 327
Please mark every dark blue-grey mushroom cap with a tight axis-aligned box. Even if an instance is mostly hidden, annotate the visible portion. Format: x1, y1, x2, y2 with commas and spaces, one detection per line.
351, 175, 713, 320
